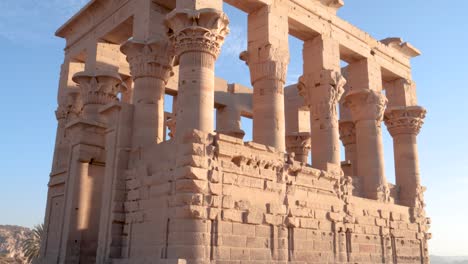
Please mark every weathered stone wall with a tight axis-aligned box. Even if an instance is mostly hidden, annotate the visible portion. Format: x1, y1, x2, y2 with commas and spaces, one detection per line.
117, 130, 429, 263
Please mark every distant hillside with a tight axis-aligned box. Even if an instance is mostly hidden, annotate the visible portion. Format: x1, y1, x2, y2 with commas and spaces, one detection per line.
0, 225, 31, 264
431, 255, 468, 264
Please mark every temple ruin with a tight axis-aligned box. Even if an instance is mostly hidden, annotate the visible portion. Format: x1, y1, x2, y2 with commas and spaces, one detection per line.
38, 0, 431, 263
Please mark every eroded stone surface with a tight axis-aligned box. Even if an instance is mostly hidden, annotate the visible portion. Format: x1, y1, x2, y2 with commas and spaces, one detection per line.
38, 0, 429, 263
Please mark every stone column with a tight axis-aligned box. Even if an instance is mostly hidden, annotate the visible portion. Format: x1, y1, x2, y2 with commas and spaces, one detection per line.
72, 70, 124, 122
384, 106, 426, 206
216, 106, 245, 139
240, 1, 289, 152
300, 35, 346, 171
166, 7, 229, 138
286, 132, 311, 163
343, 89, 388, 199
52, 88, 81, 171
121, 38, 174, 147
339, 120, 357, 176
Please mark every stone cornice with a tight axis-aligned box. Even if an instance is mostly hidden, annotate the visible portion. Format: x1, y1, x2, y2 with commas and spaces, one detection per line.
384, 106, 426, 136
165, 8, 230, 60
120, 38, 175, 82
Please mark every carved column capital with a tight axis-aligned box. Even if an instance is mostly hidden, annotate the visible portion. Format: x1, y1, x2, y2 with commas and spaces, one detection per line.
343, 89, 388, 122
286, 132, 311, 163
120, 38, 175, 82
72, 70, 125, 106
298, 70, 346, 128
166, 114, 176, 139
55, 89, 82, 121
165, 8, 230, 60
298, 70, 347, 103
384, 106, 426, 136
240, 44, 289, 85
339, 120, 356, 146
376, 183, 393, 203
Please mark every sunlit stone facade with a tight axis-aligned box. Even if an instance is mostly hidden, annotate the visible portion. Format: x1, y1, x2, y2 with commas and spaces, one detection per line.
38, 0, 430, 263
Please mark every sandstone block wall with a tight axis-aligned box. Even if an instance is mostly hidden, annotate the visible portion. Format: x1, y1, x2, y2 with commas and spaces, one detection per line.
117, 131, 429, 264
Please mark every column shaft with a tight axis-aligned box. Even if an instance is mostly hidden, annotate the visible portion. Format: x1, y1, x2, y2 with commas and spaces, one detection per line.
394, 134, 419, 201
253, 78, 285, 150
121, 38, 174, 148
301, 36, 345, 171
176, 52, 216, 135
355, 119, 386, 196
132, 77, 166, 143
216, 106, 244, 139
343, 89, 388, 199
166, 8, 229, 139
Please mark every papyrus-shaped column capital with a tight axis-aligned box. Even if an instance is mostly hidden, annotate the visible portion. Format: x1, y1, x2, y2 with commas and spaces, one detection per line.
165, 4, 229, 137
339, 120, 357, 176
73, 71, 125, 106
339, 120, 356, 146
121, 38, 175, 82
286, 132, 311, 163
240, 44, 290, 85
55, 88, 82, 121
384, 106, 426, 136
384, 105, 426, 207
342, 89, 388, 199
299, 70, 346, 122
166, 8, 230, 60
72, 71, 126, 120
343, 89, 388, 122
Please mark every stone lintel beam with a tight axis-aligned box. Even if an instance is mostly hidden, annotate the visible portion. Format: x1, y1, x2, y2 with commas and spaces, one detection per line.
241, 1, 289, 152
384, 105, 426, 207
121, 38, 175, 147
343, 89, 388, 200
165, 4, 229, 138
300, 35, 345, 172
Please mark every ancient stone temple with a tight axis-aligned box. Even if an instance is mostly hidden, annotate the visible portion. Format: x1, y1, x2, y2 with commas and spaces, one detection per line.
38, 0, 431, 263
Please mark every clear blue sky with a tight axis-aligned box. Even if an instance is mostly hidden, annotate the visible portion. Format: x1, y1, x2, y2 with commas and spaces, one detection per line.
0, 0, 467, 256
